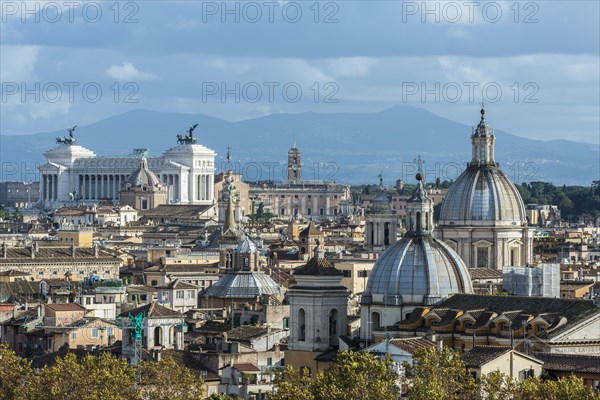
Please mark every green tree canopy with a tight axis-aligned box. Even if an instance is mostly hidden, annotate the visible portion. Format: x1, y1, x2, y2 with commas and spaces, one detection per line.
270, 351, 398, 400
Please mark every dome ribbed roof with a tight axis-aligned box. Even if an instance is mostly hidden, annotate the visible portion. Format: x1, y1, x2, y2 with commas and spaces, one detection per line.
439, 165, 526, 225
124, 158, 162, 188
203, 271, 284, 298
363, 236, 473, 306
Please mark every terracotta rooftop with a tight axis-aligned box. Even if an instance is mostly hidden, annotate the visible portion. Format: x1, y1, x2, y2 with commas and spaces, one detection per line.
119, 302, 184, 319
533, 352, 600, 374
434, 294, 600, 339
141, 205, 212, 218
0, 269, 30, 276
158, 279, 200, 290
388, 337, 436, 354
462, 346, 542, 368
233, 363, 261, 372
294, 256, 342, 276
0, 246, 118, 264
225, 325, 271, 341
461, 346, 512, 367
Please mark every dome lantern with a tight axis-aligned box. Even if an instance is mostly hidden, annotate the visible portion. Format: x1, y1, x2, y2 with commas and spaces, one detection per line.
471, 105, 496, 166
406, 172, 434, 236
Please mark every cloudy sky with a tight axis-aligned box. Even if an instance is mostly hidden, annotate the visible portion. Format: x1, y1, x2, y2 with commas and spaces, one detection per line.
1, 1, 599, 143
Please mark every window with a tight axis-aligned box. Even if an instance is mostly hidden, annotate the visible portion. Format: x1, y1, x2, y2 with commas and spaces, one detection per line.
320, 208, 324, 215
91, 328, 99, 338
307, 208, 312, 215
107, 328, 114, 336
477, 247, 489, 268
342, 270, 351, 278
298, 309, 306, 341
283, 318, 289, 329
267, 357, 272, 366
71, 332, 77, 340
187, 290, 195, 299
176, 290, 184, 299
151, 280, 158, 286
500, 323, 509, 331
358, 270, 369, 278
536, 325, 545, 333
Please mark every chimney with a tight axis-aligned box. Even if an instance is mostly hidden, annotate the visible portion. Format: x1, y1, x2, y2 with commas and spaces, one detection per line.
94, 244, 99, 258
2, 242, 6, 259
71, 243, 76, 258
30, 244, 35, 259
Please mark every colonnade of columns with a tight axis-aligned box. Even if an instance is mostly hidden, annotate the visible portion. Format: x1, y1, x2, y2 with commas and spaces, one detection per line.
40, 174, 59, 202
161, 174, 181, 203
196, 173, 213, 201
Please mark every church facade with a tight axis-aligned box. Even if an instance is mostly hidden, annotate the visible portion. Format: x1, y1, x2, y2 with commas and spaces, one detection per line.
38, 130, 216, 209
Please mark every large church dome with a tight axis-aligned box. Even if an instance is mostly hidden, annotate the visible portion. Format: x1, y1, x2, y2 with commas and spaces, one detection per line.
439, 108, 526, 226
363, 235, 473, 306
362, 174, 473, 307
439, 166, 526, 225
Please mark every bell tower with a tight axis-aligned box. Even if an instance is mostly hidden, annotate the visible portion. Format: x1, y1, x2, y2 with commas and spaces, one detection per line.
287, 141, 301, 182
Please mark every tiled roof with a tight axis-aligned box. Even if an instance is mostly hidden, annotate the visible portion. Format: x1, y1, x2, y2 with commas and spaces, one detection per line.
462, 346, 543, 368
0, 269, 30, 276
299, 222, 321, 237
470, 268, 503, 280
141, 205, 212, 218
158, 279, 199, 290
163, 263, 220, 274
435, 294, 600, 339
293, 256, 342, 276
461, 346, 512, 367
225, 325, 270, 341
0, 246, 118, 264
233, 363, 261, 372
533, 352, 600, 374
119, 302, 183, 319
389, 337, 436, 354
197, 320, 230, 333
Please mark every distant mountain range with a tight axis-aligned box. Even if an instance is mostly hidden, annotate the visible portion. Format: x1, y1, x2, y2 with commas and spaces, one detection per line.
1, 106, 597, 185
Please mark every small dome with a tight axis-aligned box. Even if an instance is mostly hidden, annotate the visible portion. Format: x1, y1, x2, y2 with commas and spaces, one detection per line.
363, 236, 473, 306
236, 237, 258, 254
203, 271, 284, 298
123, 158, 162, 188
439, 166, 526, 225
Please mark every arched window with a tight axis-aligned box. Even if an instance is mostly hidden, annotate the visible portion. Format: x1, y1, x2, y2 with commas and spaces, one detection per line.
416, 212, 422, 231
371, 312, 381, 330
298, 308, 306, 341
329, 309, 339, 347
154, 326, 162, 347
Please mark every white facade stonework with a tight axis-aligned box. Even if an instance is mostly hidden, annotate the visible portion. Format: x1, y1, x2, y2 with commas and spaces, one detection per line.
39, 142, 215, 209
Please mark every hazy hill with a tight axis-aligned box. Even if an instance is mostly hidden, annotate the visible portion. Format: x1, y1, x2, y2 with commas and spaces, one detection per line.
1, 106, 596, 185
